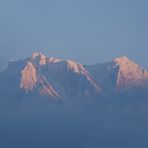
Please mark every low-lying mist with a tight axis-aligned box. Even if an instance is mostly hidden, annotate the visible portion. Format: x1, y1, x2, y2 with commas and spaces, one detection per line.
0, 97, 148, 148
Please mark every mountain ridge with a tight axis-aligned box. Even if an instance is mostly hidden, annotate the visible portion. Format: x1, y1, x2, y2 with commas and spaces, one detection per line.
0, 52, 148, 103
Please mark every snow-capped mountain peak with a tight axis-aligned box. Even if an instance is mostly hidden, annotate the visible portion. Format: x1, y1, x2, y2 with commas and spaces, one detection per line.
30, 52, 46, 65
114, 56, 130, 64
113, 56, 148, 89
30, 52, 65, 65
85, 56, 148, 93
1, 53, 148, 103
113, 56, 141, 69
31, 52, 45, 58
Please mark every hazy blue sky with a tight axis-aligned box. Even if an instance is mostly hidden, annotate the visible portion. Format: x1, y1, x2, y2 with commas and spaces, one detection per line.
0, 0, 148, 67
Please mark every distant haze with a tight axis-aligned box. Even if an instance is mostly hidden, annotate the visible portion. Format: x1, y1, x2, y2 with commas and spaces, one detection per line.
0, 0, 148, 69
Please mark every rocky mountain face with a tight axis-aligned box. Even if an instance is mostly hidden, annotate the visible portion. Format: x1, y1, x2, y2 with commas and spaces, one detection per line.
0, 53, 148, 103
0, 53, 101, 102
85, 56, 148, 92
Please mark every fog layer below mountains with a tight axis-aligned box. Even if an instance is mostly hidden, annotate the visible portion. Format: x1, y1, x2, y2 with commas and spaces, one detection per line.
0, 97, 148, 148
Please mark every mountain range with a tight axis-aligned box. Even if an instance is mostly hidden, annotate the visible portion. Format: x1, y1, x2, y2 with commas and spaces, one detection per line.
0, 52, 148, 104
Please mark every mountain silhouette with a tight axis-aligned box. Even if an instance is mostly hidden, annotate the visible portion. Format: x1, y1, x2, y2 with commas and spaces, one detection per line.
0, 53, 148, 104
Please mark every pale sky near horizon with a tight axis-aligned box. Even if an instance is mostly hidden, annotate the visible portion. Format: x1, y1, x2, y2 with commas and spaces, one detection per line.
0, 0, 148, 68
